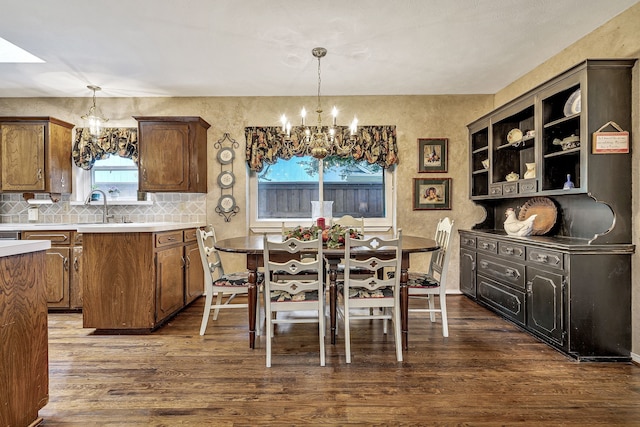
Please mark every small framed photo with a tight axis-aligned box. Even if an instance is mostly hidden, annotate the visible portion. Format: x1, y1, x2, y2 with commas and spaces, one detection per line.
418, 138, 448, 173
413, 178, 452, 210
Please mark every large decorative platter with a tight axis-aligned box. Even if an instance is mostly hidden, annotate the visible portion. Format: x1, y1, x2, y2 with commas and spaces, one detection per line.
563, 89, 581, 117
518, 197, 557, 236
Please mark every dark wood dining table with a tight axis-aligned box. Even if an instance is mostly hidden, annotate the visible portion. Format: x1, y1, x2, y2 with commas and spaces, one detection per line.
214, 234, 439, 350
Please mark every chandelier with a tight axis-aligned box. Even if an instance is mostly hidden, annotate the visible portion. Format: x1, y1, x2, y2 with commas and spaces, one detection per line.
280, 47, 358, 159
81, 85, 108, 137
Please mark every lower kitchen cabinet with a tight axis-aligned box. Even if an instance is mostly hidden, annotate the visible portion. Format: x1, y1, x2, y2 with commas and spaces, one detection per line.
184, 228, 204, 305
22, 229, 82, 311
459, 230, 633, 361
82, 227, 203, 331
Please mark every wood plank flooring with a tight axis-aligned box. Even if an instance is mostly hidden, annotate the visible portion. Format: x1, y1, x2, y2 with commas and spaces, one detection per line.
40, 295, 640, 426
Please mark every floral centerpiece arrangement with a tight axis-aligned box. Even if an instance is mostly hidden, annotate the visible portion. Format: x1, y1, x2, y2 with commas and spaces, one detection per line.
284, 223, 363, 248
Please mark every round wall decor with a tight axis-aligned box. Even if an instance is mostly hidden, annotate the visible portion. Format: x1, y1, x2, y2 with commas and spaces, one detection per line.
217, 147, 235, 164
217, 194, 237, 213
217, 171, 235, 189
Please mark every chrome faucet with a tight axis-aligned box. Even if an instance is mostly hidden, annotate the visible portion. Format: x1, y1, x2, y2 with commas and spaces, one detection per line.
84, 189, 114, 223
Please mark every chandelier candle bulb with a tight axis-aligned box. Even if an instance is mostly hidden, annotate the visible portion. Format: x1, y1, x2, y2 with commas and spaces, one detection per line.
301, 107, 306, 125
332, 106, 338, 125
280, 114, 287, 132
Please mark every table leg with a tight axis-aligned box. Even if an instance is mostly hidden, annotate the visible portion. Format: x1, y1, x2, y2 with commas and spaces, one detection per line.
329, 265, 338, 345
400, 267, 409, 351
246, 255, 259, 349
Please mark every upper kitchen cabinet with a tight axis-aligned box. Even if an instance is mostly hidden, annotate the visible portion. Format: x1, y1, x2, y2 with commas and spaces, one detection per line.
134, 116, 210, 193
0, 117, 74, 196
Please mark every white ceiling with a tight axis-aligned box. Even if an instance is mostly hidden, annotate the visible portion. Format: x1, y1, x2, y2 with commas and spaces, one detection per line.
0, 0, 638, 98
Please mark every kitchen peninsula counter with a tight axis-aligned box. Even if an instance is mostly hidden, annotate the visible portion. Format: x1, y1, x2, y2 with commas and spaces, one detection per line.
80, 222, 205, 332
0, 240, 51, 426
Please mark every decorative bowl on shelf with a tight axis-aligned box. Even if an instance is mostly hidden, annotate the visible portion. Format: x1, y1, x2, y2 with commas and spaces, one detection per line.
481, 159, 489, 169
505, 172, 519, 182
553, 134, 580, 151
506, 128, 523, 145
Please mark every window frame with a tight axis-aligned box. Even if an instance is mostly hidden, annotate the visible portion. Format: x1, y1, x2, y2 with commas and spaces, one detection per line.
248, 158, 396, 233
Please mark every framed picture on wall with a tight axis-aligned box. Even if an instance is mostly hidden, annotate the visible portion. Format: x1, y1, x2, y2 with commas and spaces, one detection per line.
413, 178, 452, 210
418, 138, 448, 173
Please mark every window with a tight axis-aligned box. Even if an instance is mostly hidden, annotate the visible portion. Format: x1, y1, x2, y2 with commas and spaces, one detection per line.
91, 155, 138, 200
249, 156, 395, 231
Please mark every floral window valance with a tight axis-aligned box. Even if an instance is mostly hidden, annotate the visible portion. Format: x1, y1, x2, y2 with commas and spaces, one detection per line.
72, 127, 138, 170
245, 125, 398, 172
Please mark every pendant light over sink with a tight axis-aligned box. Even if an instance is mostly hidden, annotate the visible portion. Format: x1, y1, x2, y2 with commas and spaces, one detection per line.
81, 85, 108, 137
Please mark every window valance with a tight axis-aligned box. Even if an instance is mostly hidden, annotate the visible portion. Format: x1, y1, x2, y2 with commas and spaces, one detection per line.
245, 125, 398, 172
72, 127, 138, 170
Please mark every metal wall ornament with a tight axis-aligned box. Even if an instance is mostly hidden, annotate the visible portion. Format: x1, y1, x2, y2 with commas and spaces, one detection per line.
215, 133, 240, 222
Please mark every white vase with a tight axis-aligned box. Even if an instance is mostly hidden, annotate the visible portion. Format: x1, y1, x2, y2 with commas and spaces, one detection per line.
524, 163, 536, 179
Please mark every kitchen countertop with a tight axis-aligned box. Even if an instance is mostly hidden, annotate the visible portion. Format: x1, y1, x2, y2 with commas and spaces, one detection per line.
0, 222, 205, 233
0, 240, 51, 257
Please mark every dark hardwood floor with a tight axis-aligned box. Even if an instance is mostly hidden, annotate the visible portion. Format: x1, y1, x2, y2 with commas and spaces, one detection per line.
41, 295, 640, 426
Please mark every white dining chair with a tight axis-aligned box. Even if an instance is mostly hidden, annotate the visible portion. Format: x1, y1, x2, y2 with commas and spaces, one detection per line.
262, 234, 326, 367
197, 226, 262, 336
338, 230, 403, 363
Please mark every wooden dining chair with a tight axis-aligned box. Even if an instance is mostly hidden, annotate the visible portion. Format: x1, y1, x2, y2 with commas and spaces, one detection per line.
338, 230, 403, 363
262, 234, 326, 367
405, 217, 454, 337
197, 226, 262, 336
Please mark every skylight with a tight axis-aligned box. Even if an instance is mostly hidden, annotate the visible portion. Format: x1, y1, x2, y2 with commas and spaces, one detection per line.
0, 37, 44, 63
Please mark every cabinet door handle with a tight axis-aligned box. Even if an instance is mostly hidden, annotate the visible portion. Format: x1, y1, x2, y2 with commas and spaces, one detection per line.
185, 255, 191, 268
481, 243, 489, 249
536, 254, 549, 263
504, 247, 514, 255
73, 257, 79, 272
63, 257, 69, 271
526, 281, 533, 294
181, 256, 186, 268
505, 268, 517, 278
167, 237, 176, 241
37, 168, 43, 181
471, 261, 476, 272
479, 261, 488, 269
142, 168, 148, 182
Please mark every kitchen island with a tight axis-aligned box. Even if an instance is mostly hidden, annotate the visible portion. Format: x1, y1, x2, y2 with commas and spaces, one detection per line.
0, 240, 51, 426
79, 222, 205, 332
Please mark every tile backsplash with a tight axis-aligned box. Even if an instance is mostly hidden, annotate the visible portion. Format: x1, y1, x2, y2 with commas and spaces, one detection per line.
0, 193, 206, 224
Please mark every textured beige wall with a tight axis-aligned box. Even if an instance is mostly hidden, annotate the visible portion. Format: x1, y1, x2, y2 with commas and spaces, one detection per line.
0, 94, 493, 291
494, 3, 640, 357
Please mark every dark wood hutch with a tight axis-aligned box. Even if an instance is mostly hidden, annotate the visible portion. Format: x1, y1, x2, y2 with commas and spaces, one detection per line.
461, 59, 635, 361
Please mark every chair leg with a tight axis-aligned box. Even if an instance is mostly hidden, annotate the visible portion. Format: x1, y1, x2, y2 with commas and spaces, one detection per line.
266, 306, 272, 368
212, 292, 224, 320
393, 305, 403, 362
319, 301, 326, 367
199, 288, 214, 335
344, 304, 351, 364
440, 295, 449, 338
428, 295, 436, 322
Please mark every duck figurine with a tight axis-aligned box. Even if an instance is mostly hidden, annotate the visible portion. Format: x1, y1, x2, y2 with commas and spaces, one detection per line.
504, 208, 537, 237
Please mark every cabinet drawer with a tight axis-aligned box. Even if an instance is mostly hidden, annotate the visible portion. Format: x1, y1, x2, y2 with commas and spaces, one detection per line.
460, 233, 476, 249
489, 184, 503, 196
155, 231, 184, 247
477, 275, 525, 326
498, 241, 525, 260
503, 182, 518, 196
183, 228, 198, 242
22, 230, 71, 245
476, 237, 498, 253
519, 179, 537, 194
527, 247, 563, 270
477, 253, 525, 290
